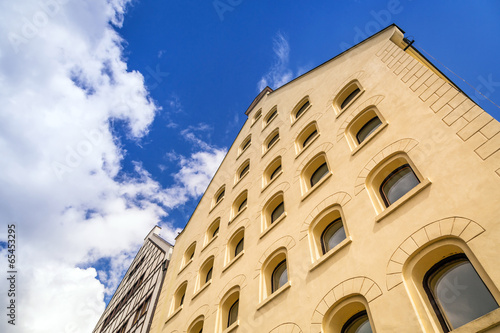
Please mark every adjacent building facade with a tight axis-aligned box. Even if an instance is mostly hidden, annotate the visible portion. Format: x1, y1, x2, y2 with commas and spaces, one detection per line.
148, 24, 500, 333
93, 226, 173, 333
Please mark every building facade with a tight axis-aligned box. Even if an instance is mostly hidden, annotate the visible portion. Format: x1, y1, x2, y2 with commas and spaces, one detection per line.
93, 226, 173, 333
149, 25, 500, 333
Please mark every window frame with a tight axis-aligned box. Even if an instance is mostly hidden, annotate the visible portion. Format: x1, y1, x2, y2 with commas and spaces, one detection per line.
320, 218, 347, 255
271, 259, 288, 293
333, 80, 364, 117
379, 164, 420, 208
295, 121, 320, 155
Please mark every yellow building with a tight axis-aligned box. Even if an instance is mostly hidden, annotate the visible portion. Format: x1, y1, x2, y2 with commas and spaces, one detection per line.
149, 24, 500, 333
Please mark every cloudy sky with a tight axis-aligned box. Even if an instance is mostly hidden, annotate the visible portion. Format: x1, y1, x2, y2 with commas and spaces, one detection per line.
0, 1, 499, 332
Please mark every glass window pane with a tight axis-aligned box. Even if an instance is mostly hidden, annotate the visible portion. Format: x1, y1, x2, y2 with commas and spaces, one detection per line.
310, 162, 329, 187
205, 267, 212, 283
267, 110, 277, 123
239, 164, 249, 178
430, 258, 498, 329
235, 238, 244, 256
295, 101, 310, 119
270, 165, 281, 180
272, 260, 287, 292
356, 117, 382, 144
381, 165, 419, 206
238, 198, 247, 212
242, 139, 250, 151
321, 219, 346, 254
341, 311, 373, 333
212, 226, 219, 238
302, 129, 318, 148
271, 202, 284, 223
268, 133, 279, 148
341, 88, 360, 109
216, 190, 225, 203
227, 300, 239, 327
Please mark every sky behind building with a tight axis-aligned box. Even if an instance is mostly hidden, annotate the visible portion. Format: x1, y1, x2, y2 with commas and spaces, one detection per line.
0, 1, 499, 332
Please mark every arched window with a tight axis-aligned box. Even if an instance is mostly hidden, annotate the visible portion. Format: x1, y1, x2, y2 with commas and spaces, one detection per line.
187, 316, 204, 333
333, 80, 363, 116
303, 129, 318, 148
380, 164, 420, 207
239, 135, 251, 155
268, 132, 279, 148
232, 191, 248, 220
341, 88, 361, 110
265, 108, 278, 125
296, 122, 319, 154
321, 218, 346, 254
295, 100, 310, 119
227, 300, 239, 327
226, 228, 244, 266
271, 202, 284, 223
341, 311, 373, 333
212, 226, 219, 238
240, 164, 249, 178
205, 218, 220, 246
271, 260, 288, 293
171, 282, 187, 314
182, 242, 196, 268
301, 153, 331, 196
423, 254, 498, 331
236, 160, 250, 182
356, 117, 382, 144
213, 186, 225, 207
311, 162, 329, 187
263, 156, 282, 188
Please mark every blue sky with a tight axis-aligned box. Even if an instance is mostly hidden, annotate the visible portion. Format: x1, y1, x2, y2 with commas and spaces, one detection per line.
0, 1, 499, 332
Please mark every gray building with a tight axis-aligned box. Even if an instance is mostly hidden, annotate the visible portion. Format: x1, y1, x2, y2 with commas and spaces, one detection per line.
92, 226, 173, 333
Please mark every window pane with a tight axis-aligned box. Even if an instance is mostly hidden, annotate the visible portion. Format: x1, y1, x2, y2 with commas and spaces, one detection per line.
321, 219, 346, 254
302, 129, 318, 148
268, 133, 279, 148
271, 202, 284, 223
381, 165, 419, 206
235, 238, 244, 256
267, 110, 277, 123
227, 300, 239, 327
341, 311, 372, 333
205, 267, 212, 283
212, 226, 219, 238
242, 139, 251, 151
295, 101, 310, 119
270, 165, 281, 180
341, 87, 360, 109
430, 258, 498, 329
356, 117, 382, 144
310, 162, 329, 187
216, 190, 225, 203
272, 260, 288, 292
238, 198, 247, 212
180, 293, 185, 306
239, 164, 249, 178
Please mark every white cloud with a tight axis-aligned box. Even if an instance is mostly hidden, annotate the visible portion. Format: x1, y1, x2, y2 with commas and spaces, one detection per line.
258, 32, 294, 91
0, 1, 225, 332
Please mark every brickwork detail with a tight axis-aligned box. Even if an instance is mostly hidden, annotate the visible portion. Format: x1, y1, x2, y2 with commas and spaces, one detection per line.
268, 323, 303, 333
385, 216, 485, 291
310, 277, 382, 332
376, 41, 500, 176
